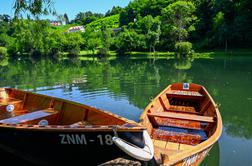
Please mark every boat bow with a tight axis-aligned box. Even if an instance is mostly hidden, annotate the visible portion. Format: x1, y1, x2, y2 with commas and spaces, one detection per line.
112, 130, 154, 161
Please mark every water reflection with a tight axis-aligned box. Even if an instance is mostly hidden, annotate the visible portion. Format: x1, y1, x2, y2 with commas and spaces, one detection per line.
1, 56, 252, 165
173, 58, 193, 70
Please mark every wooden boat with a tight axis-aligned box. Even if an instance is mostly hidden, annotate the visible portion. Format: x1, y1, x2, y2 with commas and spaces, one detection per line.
0, 88, 154, 166
139, 83, 222, 166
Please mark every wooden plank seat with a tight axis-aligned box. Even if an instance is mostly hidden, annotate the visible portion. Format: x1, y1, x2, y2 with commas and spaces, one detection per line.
152, 128, 207, 145
167, 90, 204, 100
168, 105, 199, 115
154, 117, 204, 130
0, 108, 58, 125
147, 112, 214, 123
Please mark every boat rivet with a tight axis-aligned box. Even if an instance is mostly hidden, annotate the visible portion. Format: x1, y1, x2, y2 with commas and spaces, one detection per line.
38, 119, 49, 126
6, 105, 15, 112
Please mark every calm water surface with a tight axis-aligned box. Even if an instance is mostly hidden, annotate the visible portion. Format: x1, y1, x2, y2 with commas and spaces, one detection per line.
0, 56, 252, 165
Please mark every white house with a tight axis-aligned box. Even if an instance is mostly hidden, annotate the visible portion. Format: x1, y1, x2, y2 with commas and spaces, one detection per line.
67, 26, 85, 33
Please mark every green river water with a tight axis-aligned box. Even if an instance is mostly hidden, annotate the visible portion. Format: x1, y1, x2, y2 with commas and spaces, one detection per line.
0, 55, 252, 165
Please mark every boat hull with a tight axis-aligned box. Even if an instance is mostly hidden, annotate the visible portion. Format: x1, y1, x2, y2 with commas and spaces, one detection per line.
0, 88, 147, 165
0, 128, 144, 166
140, 83, 222, 166
170, 146, 212, 166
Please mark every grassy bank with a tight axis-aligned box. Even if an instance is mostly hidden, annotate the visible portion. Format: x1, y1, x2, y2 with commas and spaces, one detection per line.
77, 49, 252, 60
1, 47, 252, 61
78, 50, 175, 59
194, 49, 252, 59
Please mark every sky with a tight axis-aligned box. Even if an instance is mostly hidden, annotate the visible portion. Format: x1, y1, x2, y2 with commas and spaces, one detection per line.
0, 0, 131, 20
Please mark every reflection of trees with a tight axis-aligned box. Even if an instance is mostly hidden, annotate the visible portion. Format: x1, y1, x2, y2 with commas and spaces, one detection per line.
0, 58, 193, 110
0, 59, 86, 90
174, 58, 193, 70
0, 57, 8, 67
190, 58, 252, 139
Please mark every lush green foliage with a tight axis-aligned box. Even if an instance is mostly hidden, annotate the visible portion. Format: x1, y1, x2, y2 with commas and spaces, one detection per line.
3, 19, 84, 57
161, 1, 197, 43
116, 28, 146, 55
0, 47, 7, 58
85, 14, 120, 30
72, 11, 104, 25
175, 42, 193, 58
62, 33, 83, 56
105, 6, 123, 17
4, 0, 252, 59
13, 0, 55, 18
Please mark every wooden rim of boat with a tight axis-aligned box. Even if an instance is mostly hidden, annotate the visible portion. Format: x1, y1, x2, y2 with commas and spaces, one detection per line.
0, 88, 146, 132
139, 83, 222, 165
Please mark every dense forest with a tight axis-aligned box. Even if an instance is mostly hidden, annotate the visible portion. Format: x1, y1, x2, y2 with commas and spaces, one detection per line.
0, 0, 252, 58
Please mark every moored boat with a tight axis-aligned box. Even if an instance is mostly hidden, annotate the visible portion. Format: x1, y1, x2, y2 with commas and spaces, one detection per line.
0, 88, 153, 165
139, 83, 222, 166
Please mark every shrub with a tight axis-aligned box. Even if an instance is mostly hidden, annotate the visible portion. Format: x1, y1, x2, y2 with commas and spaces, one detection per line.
175, 41, 193, 59
0, 47, 8, 58
63, 33, 83, 57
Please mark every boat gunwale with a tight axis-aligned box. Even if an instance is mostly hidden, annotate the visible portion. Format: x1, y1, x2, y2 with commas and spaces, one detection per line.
139, 83, 222, 165
0, 88, 146, 131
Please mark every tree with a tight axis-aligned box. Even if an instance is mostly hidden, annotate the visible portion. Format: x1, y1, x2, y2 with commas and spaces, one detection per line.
73, 11, 103, 25
0, 14, 14, 47
0, 14, 11, 23
100, 24, 113, 56
84, 28, 102, 55
62, 32, 83, 57
8, 20, 52, 56
116, 28, 145, 55
64, 13, 69, 24
119, 0, 170, 26
105, 6, 123, 17
134, 15, 161, 52
191, 0, 216, 48
13, 0, 55, 18
161, 1, 197, 43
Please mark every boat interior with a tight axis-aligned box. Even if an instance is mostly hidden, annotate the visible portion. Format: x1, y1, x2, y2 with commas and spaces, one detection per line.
142, 84, 218, 163
0, 88, 129, 127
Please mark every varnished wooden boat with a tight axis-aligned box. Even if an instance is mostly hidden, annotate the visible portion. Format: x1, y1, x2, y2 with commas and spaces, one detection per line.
0, 88, 153, 166
140, 83, 222, 166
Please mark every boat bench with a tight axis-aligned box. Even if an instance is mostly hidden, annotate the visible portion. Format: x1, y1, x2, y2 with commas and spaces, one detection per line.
152, 128, 206, 145
168, 105, 199, 115
0, 108, 58, 125
166, 90, 204, 100
147, 112, 214, 123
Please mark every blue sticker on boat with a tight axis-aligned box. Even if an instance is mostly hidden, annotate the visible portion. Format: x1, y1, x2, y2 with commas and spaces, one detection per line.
183, 83, 190, 90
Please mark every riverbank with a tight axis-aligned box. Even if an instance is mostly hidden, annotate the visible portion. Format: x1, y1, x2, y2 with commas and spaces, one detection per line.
77, 49, 252, 60
194, 49, 252, 59
1, 47, 252, 61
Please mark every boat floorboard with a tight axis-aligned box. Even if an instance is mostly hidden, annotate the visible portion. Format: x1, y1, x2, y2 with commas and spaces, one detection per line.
99, 157, 141, 166
153, 139, 194, 163
152, 126, 208, 145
